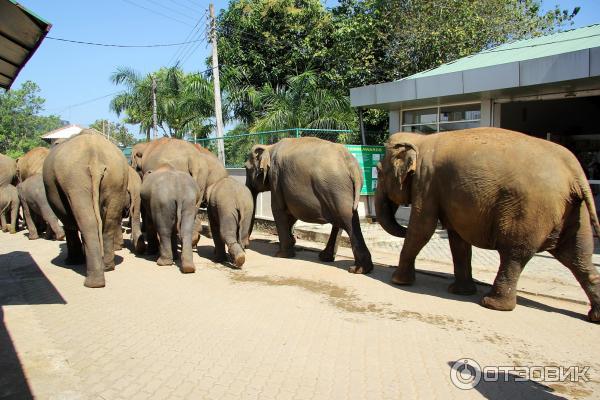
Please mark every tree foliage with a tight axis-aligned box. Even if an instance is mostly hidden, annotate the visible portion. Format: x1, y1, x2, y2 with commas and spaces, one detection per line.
0, 81, 64, 158
110, 66, 214, 140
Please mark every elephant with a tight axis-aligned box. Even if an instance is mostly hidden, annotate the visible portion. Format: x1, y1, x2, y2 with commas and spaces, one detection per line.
0, 184, 19, 233
115, 166, 145, 254
43, 131, 129, 288
17, 147, 49, 182
0, 153, 17, 187
375, 127, 600, 323
140, 164, 200, 273
17, 174, 64, 240
206, 177, 253, 267
140, 138, 228, 246
130, 141, 150, 176
245, 137, 373, 273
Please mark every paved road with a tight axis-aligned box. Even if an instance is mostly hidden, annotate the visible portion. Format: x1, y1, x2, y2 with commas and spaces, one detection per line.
1, 230, 599, 399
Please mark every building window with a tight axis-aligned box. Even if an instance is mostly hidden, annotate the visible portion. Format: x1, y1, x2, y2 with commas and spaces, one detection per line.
402, 103, 481, 133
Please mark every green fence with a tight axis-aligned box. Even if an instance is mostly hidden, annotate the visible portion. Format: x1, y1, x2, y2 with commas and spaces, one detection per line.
190, 128, 386, 168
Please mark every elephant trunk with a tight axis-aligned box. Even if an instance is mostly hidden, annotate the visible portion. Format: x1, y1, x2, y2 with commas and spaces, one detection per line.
249, 190, 258, 238
375, 184, 407, 237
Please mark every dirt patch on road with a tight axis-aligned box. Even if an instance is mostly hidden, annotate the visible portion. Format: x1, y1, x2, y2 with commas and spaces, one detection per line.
229, 272, 465, 330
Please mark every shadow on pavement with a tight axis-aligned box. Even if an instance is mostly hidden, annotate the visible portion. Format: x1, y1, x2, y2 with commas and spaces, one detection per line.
0, 251, 66, 399
51, 243, 124, 276
446, 361, 568, 400
248, 237, 589, 322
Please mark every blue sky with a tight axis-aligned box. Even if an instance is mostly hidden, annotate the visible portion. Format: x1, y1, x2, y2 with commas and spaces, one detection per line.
12, 0, 600, 137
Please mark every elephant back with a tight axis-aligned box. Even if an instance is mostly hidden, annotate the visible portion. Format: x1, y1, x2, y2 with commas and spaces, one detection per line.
0, 153, 17, 187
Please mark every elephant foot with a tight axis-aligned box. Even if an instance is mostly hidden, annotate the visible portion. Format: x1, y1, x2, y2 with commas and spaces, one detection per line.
84, 275, 105, 288
191, 233, 200, 247
134, 239, 146, 255
28, 233, 40, 240
114, 243, 123, 251
228, 244, 245, 268
391, 267, 415, 285
588, 305, 600, 323
55, 231, 65, 241
318, 250, 335, 262
157, 256, 174, 266
481, 292, 516, 311
104, 262, 115, 272
448, 280, 477, 295
348, 263, 373, 274
9, 227, 16, 234
241, 237, 250, 249
181, 263, 196, 274
275, 248, 296, 258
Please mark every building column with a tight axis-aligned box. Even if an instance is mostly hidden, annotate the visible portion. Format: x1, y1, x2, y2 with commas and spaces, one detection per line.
389, 110, 401, 134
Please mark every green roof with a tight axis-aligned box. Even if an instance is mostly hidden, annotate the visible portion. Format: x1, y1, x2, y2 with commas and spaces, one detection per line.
407, 24, 600, 80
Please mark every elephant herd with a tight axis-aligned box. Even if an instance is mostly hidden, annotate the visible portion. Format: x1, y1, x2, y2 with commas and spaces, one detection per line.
1, 127, 600, 323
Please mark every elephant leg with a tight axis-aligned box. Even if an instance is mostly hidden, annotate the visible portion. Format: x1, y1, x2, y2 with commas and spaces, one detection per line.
1, 212, 7, 232
549, 208, 600, 322
343, 211, 374, 274
41, 205, 64, 241
481, 250, 532, 311
68, 195, 105, 288
144, 210, 159, 255
171, 232, 179, 260
219, 212, 245, 268
21, 200, 39, 240
65, 228, 84, 265
102, 200, 122, 272
239, 211, 252, 249
130, 199, 145, 254
156, 223, 174, 266
319, 226, 340, 262
8, 202, 17, 234
392, 211, 438, 285
447, 230, 477, 295
208, 208, 226, 263
191, 212, 202, 247
180, 206, 196, 273
273, 208, 296, 258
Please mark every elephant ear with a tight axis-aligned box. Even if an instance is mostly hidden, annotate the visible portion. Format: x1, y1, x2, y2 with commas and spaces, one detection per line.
388, 142, 418, 188
251, 145, 271, 184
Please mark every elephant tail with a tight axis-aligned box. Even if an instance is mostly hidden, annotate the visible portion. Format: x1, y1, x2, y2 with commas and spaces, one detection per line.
346, 151, 362, 211
89, 161, 106, 255
176, 199, 183, 236
576, 173, 600, 238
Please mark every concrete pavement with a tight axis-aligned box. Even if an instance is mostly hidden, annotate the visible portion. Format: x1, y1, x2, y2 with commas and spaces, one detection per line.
0, 229, 599, 399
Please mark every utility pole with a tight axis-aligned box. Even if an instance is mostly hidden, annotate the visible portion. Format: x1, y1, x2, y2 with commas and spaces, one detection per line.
152, 75, 158, 140
209, 2, 225, 164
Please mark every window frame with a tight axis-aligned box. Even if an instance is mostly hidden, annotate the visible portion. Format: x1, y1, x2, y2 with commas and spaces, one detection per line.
401, 102, 482, 133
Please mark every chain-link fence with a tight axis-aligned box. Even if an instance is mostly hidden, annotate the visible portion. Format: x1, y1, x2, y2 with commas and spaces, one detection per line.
190, 128, 387, 168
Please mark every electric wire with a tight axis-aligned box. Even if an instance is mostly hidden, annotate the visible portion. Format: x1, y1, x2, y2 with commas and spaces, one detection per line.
121, 0, 194, 27
46, 36, 204, 48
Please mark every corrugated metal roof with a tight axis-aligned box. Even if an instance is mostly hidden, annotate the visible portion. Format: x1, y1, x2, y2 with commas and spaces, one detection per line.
41, 124, 83, 140
0, 0, 51, 89
407, 24, 600, 80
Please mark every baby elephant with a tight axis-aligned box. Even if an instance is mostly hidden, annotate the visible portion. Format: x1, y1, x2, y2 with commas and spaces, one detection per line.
141, 165, 200, 273
0, 184, 19, 233
18, 174, 65, 240
206, 177, 253, 267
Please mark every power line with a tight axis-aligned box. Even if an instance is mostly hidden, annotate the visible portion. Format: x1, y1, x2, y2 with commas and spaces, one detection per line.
166, 0, 201, 14
51, 91, 123, 114
121, 0, 194, 27
46, 36, 204, 48
168, 15, 207, 65
146, 0, 197, 22
176, 25, 210, 66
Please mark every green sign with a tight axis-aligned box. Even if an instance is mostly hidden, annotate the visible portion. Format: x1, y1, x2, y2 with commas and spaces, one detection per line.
345, 145, 385, 195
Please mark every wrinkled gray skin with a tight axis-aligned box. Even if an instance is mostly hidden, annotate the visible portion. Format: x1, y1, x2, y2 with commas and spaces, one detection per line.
0, 153, 17, 187
116, 166, 145, 254
43, 132, 129, 288
246, 137, 373, 273
141, 165, 200, 273
206, 177, 253, 268
139, 138, 228, 246
17, 174, 64, 240
376, 127, 600, 323
0, 184, 19, 233
17, 147, 49, 183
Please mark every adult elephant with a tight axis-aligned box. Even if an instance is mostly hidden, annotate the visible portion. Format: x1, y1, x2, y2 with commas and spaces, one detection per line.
43, 131, 129, 288
375, 127, 600, 322
246, 137, 373, 273
0, 153, 17, 187
130, 141, 150, 176
17, 147, 49, 182
140, 138, 228, 245
115, 166, 144, 254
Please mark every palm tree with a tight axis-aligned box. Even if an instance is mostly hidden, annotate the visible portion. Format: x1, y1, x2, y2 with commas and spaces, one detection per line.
249, 70, 357, 132
110, 66, 214, 140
